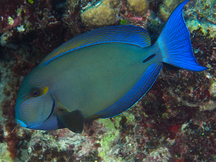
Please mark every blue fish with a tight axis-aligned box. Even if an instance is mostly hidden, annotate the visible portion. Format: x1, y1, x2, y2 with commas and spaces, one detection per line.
15, 0, 207, 133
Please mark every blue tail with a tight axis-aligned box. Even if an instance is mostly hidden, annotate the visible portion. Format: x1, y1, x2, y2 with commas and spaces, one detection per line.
156, 0, 207, 72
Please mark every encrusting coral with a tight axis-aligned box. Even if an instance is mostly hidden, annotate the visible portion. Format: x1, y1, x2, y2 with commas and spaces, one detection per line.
158, 0, 180, 21
81, 0, 120, 26
126, 0, 149, 16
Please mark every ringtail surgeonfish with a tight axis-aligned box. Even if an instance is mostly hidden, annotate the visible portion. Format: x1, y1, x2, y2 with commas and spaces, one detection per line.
15, 0, 207, 133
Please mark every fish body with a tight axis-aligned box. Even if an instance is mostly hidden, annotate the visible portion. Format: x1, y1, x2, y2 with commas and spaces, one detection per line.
40, 44, 153, 118
15, 0, 207, 133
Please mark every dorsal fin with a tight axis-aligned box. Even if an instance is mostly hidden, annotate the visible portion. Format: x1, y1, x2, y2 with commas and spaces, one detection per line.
40, 25, 151, 65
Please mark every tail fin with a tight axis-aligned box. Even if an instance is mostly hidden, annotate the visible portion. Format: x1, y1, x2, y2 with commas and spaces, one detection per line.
156, 0, 207, 71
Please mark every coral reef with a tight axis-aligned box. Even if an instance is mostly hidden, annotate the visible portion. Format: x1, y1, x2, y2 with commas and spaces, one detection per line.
126, 0, 149, 16
158, 0, 180, 21
0, 0, 215, 161
186, 0, 216, 37
81, 0, 120, 26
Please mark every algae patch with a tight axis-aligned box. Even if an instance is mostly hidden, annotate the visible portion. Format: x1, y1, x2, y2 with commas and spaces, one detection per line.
97, 111, 136, 161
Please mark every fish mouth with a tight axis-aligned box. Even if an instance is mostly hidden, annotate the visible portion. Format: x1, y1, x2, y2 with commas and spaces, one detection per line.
15, 118, 27, 127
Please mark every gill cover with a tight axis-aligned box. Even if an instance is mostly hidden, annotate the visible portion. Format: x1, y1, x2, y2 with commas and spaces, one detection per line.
15, 86, 54, 128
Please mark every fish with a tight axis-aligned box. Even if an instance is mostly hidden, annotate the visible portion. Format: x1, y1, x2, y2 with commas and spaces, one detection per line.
15, 0, 207, 133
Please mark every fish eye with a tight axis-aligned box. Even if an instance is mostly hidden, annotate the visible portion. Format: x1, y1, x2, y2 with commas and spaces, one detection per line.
30, 88, 41, 97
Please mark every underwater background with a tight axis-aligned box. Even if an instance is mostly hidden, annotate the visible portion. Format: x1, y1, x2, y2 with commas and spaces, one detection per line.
0, 0, 216, 161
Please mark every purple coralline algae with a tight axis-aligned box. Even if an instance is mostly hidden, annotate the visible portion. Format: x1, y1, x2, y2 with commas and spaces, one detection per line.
0, 0, 216, 161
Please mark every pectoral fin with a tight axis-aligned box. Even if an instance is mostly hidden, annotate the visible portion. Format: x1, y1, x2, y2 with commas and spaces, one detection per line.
55, 109, 84, 133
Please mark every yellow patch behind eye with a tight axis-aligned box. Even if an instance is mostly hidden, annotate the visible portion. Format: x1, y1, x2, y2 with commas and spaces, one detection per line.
43, 87, 49, 96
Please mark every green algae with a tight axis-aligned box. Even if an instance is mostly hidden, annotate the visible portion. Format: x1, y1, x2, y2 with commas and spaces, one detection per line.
28, 0, 34, 4
98, 112, 135, 161
120, 19, 128, 25
98, 118, 122, 161
8, 16, 14, 26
